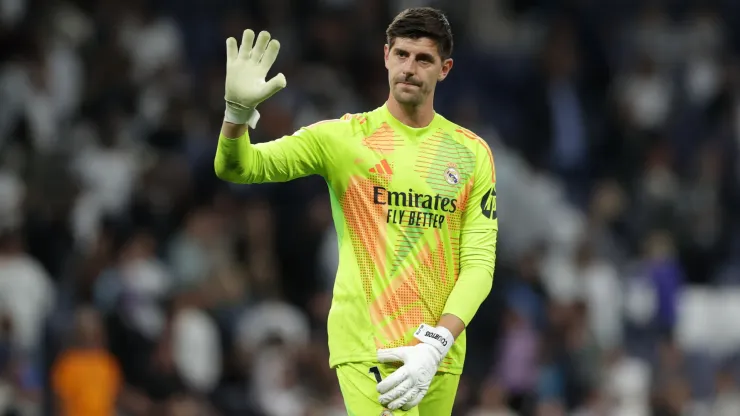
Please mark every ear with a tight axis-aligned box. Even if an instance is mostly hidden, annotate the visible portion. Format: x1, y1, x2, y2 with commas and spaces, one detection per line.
438, 58, 454, 82
384, 44, 390, 70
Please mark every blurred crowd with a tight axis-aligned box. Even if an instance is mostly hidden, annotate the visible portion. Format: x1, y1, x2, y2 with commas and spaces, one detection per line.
1, 0, 740, 415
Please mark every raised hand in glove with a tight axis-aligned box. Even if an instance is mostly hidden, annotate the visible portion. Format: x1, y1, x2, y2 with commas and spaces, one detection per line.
224, 29, 287, 128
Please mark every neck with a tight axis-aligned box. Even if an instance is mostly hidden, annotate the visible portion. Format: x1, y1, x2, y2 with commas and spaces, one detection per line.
386, 95, 435, 128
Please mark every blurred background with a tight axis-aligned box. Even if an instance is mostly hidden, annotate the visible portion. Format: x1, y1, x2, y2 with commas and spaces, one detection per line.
1, 0, 740, 414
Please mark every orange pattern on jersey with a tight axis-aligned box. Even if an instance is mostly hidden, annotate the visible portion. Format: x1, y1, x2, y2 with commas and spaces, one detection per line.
370, 237, 455, 348
341, 113, 367, 124
369, 271, 407, 326
363, 123, 402, 154
456, 128, 496, 183
376, 281, 424, 345
456, 174, 475, 212
446, 174, 475, 281
372, 254, 426, 346
341, 176, 389, 304
412, 229, 452, 317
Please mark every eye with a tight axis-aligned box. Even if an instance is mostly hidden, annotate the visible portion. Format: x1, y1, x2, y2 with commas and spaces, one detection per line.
418, 59, 434, 68
417, 54, 435, 65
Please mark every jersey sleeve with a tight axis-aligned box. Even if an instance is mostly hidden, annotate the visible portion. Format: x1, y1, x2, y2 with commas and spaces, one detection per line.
214, 119, 346, 183
442, 133, 498, 326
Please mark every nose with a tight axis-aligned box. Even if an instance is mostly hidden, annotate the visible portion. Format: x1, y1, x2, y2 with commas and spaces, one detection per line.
401, 58, 417, 77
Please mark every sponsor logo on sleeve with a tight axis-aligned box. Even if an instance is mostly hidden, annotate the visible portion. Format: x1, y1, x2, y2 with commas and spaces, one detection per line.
480, 187, 497, 220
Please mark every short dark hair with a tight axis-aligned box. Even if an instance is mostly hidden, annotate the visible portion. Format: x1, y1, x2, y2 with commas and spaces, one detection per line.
386, 7, 453, 60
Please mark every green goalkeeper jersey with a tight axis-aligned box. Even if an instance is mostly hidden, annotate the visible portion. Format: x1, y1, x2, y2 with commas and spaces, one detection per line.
215, 104, 497, 374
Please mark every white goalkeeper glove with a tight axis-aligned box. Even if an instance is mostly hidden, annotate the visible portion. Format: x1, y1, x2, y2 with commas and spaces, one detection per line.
376, 324, 455, 411
224, 29, 287, 128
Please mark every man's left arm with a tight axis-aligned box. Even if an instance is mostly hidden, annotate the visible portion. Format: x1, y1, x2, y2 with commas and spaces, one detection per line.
438, 136, 498, 338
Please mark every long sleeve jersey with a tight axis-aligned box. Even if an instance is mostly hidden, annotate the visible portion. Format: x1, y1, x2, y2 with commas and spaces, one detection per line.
215, 103, 497, 373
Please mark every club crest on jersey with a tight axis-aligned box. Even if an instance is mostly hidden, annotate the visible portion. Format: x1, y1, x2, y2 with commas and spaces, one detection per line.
380, 410, 394, 416
444, 167, 460, 185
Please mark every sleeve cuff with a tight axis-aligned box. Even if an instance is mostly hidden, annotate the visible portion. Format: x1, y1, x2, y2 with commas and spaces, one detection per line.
224, 105, 261, 129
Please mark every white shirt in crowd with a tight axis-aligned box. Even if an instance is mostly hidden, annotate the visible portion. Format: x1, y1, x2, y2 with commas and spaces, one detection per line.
0, 254, 55, 353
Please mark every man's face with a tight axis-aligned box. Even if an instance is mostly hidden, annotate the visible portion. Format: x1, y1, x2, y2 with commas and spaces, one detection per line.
384, 37, 453, 107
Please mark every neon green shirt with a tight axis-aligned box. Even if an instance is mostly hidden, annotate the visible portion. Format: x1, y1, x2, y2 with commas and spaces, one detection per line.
215, 104, 497, 374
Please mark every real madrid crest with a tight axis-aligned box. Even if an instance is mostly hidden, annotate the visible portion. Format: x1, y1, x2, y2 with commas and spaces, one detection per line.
444, 166, 460, 185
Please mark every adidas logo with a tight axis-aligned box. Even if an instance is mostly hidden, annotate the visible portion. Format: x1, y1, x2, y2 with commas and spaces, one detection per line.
369, 159, 393, 175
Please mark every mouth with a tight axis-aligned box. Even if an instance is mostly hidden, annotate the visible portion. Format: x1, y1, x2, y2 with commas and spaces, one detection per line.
398, 81, 419, 87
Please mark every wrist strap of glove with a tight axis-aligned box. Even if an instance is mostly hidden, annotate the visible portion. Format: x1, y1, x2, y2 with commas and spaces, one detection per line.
224, 101, 260, 129
413, 324, 454, 358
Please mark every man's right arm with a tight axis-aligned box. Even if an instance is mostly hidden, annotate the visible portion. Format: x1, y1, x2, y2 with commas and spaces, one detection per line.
214, 120, 328, 184
216, 29, 337, 184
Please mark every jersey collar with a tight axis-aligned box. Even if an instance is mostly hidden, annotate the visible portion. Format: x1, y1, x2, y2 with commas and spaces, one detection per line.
381, 103, 439, 140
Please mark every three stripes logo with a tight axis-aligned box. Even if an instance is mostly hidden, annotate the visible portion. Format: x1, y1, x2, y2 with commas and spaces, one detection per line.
369, 159, 394, 175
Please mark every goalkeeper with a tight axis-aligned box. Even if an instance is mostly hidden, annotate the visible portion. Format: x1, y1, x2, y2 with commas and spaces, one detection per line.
215, 7, 497, 415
